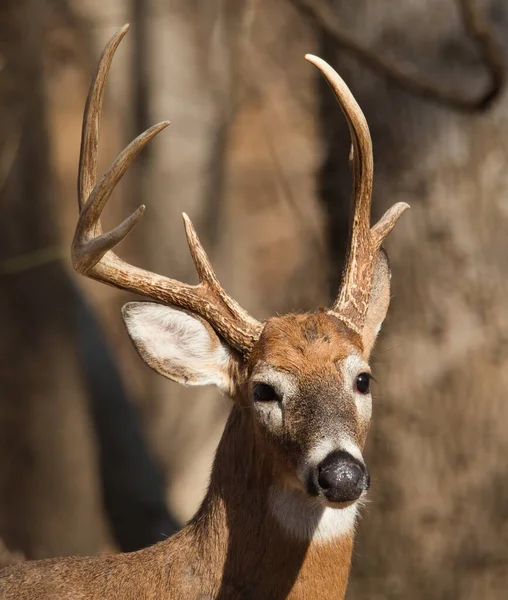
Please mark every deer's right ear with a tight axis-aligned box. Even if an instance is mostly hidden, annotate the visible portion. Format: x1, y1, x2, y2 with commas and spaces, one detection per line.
361, 249, 392, 358
122, 302, 237, 394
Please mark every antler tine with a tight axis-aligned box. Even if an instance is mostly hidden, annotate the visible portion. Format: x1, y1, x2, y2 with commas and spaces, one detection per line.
181, 214, 261, 328
73, 122, 169, 272
306, 54, 408, 334
305, 54, 373, 239
78, 24, 129, 209
71, 25, 262, 355
371, 202, 409, 247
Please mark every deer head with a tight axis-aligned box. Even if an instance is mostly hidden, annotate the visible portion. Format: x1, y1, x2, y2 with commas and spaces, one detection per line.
73, 26, 408, 512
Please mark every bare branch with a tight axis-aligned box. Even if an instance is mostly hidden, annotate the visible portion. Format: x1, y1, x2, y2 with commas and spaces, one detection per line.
290, 0, 504, 112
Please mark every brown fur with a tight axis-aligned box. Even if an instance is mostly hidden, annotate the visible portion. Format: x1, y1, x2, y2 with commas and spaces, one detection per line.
0, 406, 353, 600
250, 313, 363, 372
0, 314, 369, 600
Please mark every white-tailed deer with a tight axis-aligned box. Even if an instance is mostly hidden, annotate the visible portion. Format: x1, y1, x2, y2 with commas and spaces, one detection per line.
0, 25, 408, 600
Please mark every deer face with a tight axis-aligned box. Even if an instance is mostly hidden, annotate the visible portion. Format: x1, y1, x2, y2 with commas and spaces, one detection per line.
122, 303, 377, 507
246, 313, 371, 505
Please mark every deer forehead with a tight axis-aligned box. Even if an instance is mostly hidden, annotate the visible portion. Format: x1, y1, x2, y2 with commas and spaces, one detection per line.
249, 312, 366, 380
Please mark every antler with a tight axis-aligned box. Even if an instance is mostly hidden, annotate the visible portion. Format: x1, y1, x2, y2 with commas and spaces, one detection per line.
72, 25, 262, 354
305, 55, 409, 335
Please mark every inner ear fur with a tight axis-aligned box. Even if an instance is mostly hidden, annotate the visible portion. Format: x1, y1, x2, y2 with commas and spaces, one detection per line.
361, 249, 392, 358
121, 302, 239, 394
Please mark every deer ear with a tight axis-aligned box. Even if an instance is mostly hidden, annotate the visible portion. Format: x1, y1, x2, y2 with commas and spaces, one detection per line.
361, 249, 392, 358
121, 302, 237, 394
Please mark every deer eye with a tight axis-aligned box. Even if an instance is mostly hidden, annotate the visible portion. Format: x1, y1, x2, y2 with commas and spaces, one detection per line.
355, 373, 371, 394
252, 383, 280, 402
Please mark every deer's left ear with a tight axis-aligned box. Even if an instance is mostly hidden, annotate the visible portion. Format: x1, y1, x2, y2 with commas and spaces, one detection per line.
361, 249, 392, 358
122, 302, 238, 395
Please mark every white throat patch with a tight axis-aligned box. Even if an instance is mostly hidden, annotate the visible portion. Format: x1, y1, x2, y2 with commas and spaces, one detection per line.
268, 486, 358, 543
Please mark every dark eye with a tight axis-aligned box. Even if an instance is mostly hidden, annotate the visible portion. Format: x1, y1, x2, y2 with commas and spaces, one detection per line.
355, 373, 371, 394
252, 383, 279, 402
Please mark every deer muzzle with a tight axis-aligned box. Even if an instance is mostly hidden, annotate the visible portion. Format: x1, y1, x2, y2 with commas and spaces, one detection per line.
312, 450, 370, 504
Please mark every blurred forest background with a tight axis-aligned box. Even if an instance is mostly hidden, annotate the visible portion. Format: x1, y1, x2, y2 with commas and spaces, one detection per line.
1, 0, 508, 598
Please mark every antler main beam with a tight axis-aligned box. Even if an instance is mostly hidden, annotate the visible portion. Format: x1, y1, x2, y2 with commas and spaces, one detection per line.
72, 25, 262, 354
305, 55, 409, 335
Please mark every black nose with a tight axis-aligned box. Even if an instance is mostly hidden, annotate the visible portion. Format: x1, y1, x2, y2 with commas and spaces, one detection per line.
315, 450, 370, 503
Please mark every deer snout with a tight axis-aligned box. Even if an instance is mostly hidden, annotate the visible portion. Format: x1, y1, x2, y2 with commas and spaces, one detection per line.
313, 450, 370, 504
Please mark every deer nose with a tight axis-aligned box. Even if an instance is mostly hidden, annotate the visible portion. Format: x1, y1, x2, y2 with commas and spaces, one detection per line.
315, 450, 370, 504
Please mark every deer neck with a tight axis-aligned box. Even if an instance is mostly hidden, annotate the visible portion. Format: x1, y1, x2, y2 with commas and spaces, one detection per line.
165, 405, 357, 599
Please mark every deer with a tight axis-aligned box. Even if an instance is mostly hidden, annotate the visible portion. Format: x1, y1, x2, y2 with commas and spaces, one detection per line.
0, 25, 408, 600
